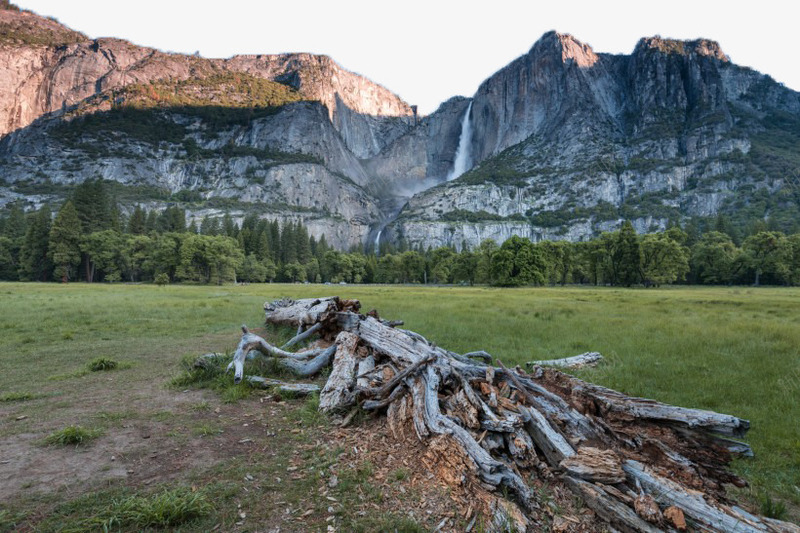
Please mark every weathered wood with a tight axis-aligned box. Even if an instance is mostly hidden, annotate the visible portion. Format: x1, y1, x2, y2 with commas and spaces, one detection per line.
538, 367, 751, 439
278, 345, 336, 377
264, 297, 340, 328
246, 376, 320, 395
281, 322, 323, 350
622, 460, 800, 533
356, 353, 375, 389
518, 405, 575, 466
462, 350, 493, 363
319, 331, 359, 412
526, 351, 603, 369
229, 326, 328, 384
217, 296, 800, 533
560, 446, 626, 484
565, 476, 664, 533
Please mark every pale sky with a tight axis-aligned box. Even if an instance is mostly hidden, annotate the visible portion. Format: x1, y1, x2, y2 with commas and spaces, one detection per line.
15, 0, 799, 114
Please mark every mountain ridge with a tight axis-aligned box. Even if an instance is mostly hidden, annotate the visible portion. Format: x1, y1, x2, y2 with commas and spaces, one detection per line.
2, 5, 800, 250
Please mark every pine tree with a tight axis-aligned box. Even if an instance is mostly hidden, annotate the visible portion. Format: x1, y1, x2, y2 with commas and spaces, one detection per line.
0, 203, 26, 277
128, 205, 147, 235
48, 201, 82, 283
145, 210, 158, 233
614, 221, 641, 286
296, 222, 312, 264
72, 178, 112, 233
19, 207, 52, 281
269, 220, 280, 262
222, 212, 237, 238
281, 222, 298, 264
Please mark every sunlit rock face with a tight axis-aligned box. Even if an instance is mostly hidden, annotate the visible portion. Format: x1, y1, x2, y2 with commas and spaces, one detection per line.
3, 7, 800, 250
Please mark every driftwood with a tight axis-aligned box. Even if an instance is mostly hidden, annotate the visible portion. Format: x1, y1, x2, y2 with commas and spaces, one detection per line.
526, 351, 603, 369
246, 376, 320, 395
215, 296, 799, 532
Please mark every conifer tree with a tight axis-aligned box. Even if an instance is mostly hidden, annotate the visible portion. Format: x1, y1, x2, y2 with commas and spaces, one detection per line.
128, 205, 147, 235
19, 207, 52, 281
48, 201, 82, 283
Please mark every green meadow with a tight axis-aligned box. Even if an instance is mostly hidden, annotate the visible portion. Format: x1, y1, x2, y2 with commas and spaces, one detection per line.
0, 282, 798, 528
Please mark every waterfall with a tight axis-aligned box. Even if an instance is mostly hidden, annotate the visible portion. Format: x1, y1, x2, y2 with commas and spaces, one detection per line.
446, 101, 473, 181
374, 228, 382, 256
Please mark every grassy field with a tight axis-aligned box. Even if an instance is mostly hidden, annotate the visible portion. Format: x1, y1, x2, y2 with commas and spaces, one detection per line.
0, 283, 798, 529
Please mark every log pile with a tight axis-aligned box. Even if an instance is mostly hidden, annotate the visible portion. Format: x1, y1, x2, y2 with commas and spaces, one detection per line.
220, 296, 798, 532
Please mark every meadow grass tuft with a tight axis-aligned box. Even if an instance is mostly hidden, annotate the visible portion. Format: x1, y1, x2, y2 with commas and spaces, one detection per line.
760, 494, 788, 520
101, 487, 213, 528
45, 425, 103, 446
0, 391, 38, 402
87, 357, 117, 371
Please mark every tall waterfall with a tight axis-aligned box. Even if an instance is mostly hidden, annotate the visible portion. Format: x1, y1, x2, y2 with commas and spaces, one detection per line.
374, 229, 382, 256
447, 101, 473, 181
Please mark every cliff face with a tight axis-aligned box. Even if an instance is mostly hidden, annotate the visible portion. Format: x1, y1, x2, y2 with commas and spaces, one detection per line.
386, 32, 800, 248
0, 9, 413, 158
3, 7, 800, 251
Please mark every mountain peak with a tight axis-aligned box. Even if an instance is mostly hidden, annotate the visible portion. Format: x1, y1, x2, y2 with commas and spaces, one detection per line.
634, 36, 729, 61
532, 31, 598, 67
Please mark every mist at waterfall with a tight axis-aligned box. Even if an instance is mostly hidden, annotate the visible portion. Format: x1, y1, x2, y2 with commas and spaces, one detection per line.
446, 102, 473, 181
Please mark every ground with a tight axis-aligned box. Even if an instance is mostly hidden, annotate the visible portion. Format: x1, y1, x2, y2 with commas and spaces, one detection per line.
0, 283, 798, 531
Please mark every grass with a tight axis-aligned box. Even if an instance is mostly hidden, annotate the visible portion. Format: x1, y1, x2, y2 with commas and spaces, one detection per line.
100, 487, 213, 529
0, 282, 798, 526
44, 425, 103, 446
87, 357, 117, 371
34, 485, 214, 532
0, 391, 38, 402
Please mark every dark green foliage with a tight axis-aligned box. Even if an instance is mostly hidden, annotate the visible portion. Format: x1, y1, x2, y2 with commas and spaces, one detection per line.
490, 235, 546, 286
48, 201, 82, 282
50, 107, 188, 147
759, 494, 787, 520
88, 358, 118, 371
615, 221, 643, 287
530, 201, 619, 227
440, 209, 524, 222
458, 147, 528, 186
71, 178, 114, 234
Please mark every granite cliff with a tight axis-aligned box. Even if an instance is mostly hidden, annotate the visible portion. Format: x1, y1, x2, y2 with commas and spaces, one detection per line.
2, 6, 800, 250
383, 32, 800, 248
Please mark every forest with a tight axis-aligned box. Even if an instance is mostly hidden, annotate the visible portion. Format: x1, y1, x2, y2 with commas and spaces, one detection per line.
1, 178, 799, 287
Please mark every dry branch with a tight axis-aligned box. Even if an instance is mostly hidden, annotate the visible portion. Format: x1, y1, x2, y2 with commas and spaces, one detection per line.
209, 296, 800, 532
526, 351, 603, 369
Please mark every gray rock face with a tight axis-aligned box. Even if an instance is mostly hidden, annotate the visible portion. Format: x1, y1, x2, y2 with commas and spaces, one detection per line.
0, 100, 381, 249
385, 32, 800, 249
3, 9, 800, 252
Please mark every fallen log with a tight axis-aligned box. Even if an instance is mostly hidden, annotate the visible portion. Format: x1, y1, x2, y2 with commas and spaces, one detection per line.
207, 296, 800, 532
246, 376, 320, 395
526, 351, 603, 369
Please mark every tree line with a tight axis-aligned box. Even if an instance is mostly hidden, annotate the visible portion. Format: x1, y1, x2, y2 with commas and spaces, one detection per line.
1, 180, 799, 286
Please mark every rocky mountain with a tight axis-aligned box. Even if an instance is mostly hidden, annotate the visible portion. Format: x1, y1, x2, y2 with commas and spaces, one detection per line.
383, 32, 800, 248
2, 5, 800, 250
